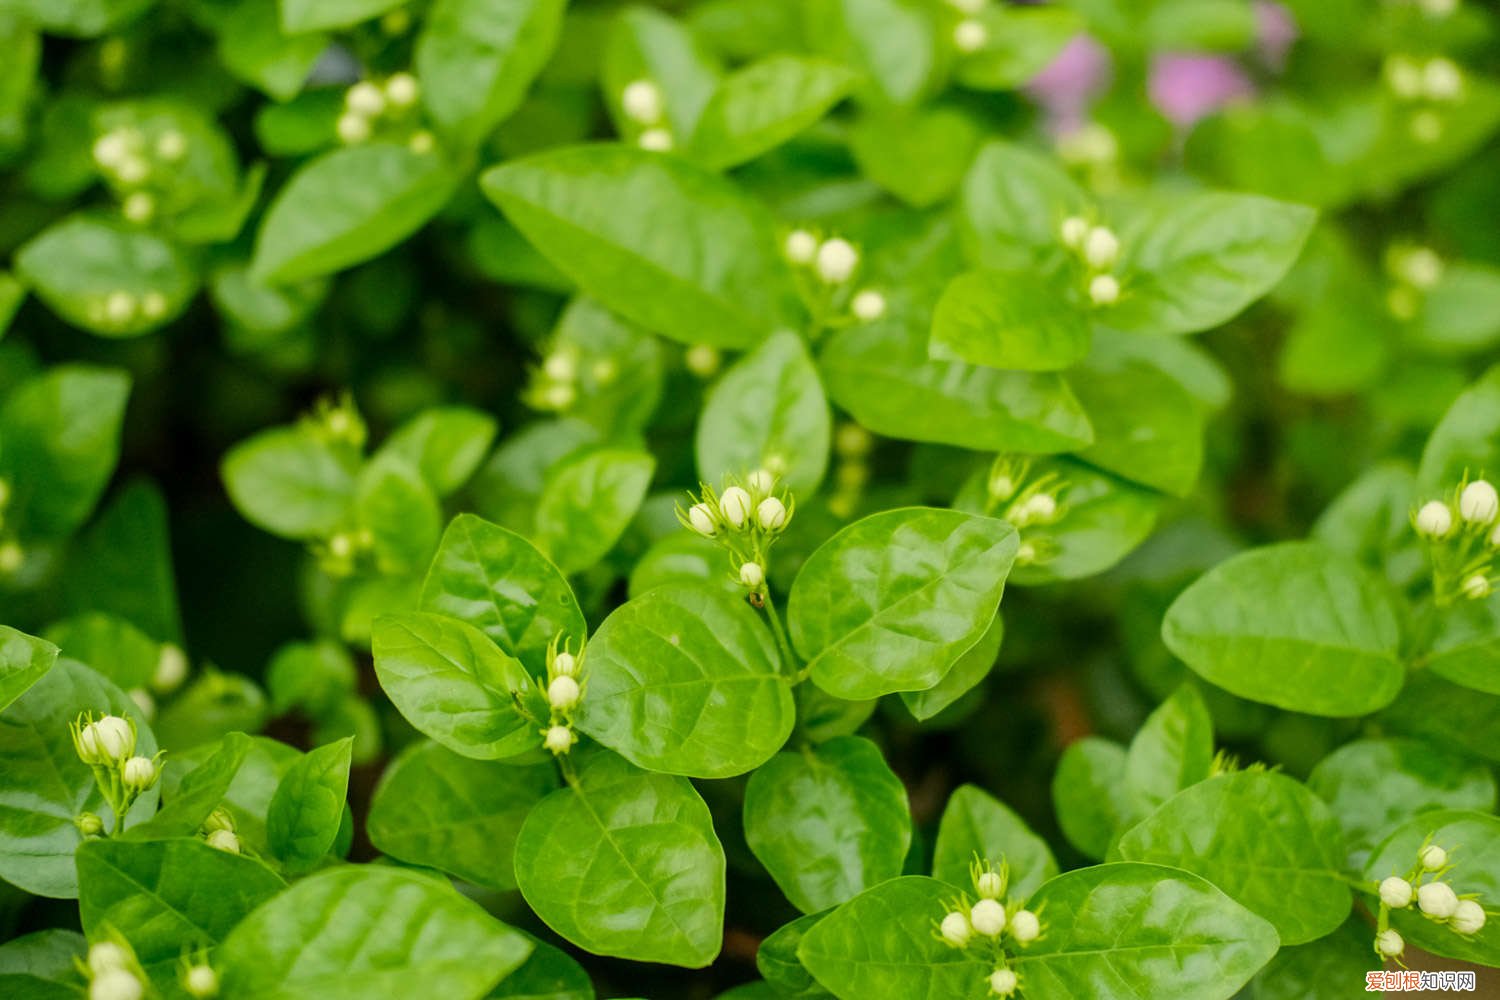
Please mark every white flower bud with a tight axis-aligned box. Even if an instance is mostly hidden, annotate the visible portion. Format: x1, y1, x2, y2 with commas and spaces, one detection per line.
1060, 216, 1089, 249
1419, 0, 1457, 16
815, 238, 859, 284
93, 131, 130, 169
1088, 273, 1120, 306
385, 72, 419, 109
155, 130, 186, 161
784, 229, 817, 264
92, 716, 135, 762
206, 828, 240, 853
1423, 58, 1464, 102
116, 157, 149, 185
408, 130, 436, 154
970, 898, 1005, 937
1013, 493, 1058, 527
747, 469, 775, 494
1415, 501, 1453, 539
1380, 876, 1414, 909
1452, 899, 1487, 935
543, 352, 577, 381
686, 344, 720, 377
128, 688, 155, 720
1010, 908, 1040, 943
122, 192, 154, 224
739, 561, 765, 588
953, 18, 988, 53
975, 870, 1003, 899
688, 502, 718, 537
548, 674, 580, 711
1083, 226, 1120, 270
1463, 574, 1492, 600
552, 651, 578, 677
638, 127, 673, 151
1400, 246, 1444, 290
328, 533, 355, 560
77, 723, 103, 764
543, 724, 575, 755
542, 382, 576, 410
757, 496, 788, 532
346, 81, 386, 117
622, 80, 664, 125
851, 289, 887, 321
122, 755, 157, 791
203, 808, 234, 834
76, 811, 105, 837
719, 487, 752, 528
1418, 880, 1459, 918
90, 968, 144, 1000
88, 941, 131, 974
336, 113, 371, 145
150, 644, 186, 695
1421, 844, 1449, 870
0, 541, 23, 574
1459, 480, 1499, 525
105, 291, 136, 326
1385, 56, 1424, 99
939, 910, 972, 948
1016, 541, 1037, 566
988, 968, 1019, 997
184, 964, 219, 999
1375, 928, 1404, 957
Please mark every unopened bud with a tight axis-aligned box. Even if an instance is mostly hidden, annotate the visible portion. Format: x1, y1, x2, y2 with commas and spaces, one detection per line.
622, 80, 664, 125
1386, 56, 1423, 99
1418, 880, 1459, 918
1421, 844, 1449, 870
1379, 876, 1413, 909
1415, 501, 1453, 539
336, 113, 372, 145
92, 716, 135, 762
90, 968, 144, 1000
1459, 480, 1498, 525
852, 289, 887, 321
206, 829, 240, 854
1010, 909, 1040, 944
385, 72, 419, 109
1060, 216, 1089, 249
953, 18, 988, 53
1083, 226, 1120, 270
122, 191, 154, 224
970, 898, 1005, 937
638, 127, 673, 151
104, 291, 136, 326
719, 487, 752, 528
88, 941, 130, 974
1375, 928, 1404, 957
552, 650, 578, 678
548, 674, 580, 711
155, 130, 186, 161
346, 81, 386, 117
1453, 899, 1487, 935
686, 344, 720, 377
747, 469, 775, 494
183, 964, 219, 999
76, 812, 105, 837
688, 502, 717, 537
939, 910, 971, 948
128, 688, 155, 720
784, 229, 817, 264
543, 724, 575, 755
815, 238, 859, 284
1088, 273, 1120, 306
989, 968, 1019, 997
739, 562, 765, 588
975, 870, 1003, 899
203, 808, 234, 834
122, 755, 157, 792
757, 496, 788, 532
153, 644, 188, 694
1463, 574, 1491, 600
1423, 57, 1464, 101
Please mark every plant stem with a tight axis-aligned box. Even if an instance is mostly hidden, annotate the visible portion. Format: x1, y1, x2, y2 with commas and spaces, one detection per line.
761, 589, 801, 679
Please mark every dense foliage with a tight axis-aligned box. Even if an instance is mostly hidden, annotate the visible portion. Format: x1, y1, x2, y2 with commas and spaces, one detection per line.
3, 0, 1500, 998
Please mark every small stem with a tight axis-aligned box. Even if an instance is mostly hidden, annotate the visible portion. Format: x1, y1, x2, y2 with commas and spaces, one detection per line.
557, 753, 579, 788
761, 589, 801, 679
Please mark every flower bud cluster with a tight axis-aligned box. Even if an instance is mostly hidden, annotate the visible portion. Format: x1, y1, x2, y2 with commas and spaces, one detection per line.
541, 635, 584, 756
1384, 243, 1445, 321
1373, 839, 1489, 962
946, 0, 990, 51
70, 711, 164, 837
84, 289, 170, 334
783, 228, 887, 327
82, 936, 148, 1000
1412, 476, 1500, 605
202, 806, 240, 854
677, 471, 795, 598
985, 456, 1067, 567
937, 858, 1042, 998
1384, 55, 1466, 144
621, 79, 673, 152
338, 73, 428, 150
1060, 216, 1122, 307
828, 422, 874, 520
93, 124, 186, 220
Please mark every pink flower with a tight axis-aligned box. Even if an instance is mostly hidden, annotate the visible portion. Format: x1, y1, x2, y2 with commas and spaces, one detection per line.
1254, 1, 1299, 70
1148, 54, 1255, 127
1026, 34, 1112, 133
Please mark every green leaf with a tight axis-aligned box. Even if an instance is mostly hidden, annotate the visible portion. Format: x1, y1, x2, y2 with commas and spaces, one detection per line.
819, 316, 1093, 454
0, 658, 158, 898
1008, 863, 1279, 999
161, 735, 294, 857
0, 626, 57, 712
929, 269, 1091, 372
44, 613, 158, 692
514, 752, 725, 967
577, 585, 791, 778
952, 6, 1080, 91
849, 105, 980, 209
1051, 736, 1130, 861
1251, 918, 1377, 1000
280, 0, 404, 33
371, 612, 538, 760
900, 612, 1002, 721
218, 865, 532, 1000
377, 407, 498, 498
62, 480, 183, 643
15, 215, 196, 338
0, 364, 130, 540
1068, 347, 1205, 497
757, 911, 833, 1000
1307, 737, 1496, 868
789, 507, 1017, 699
1108, 192, 1317, 336
0, 929, 87, 999
355, 452, 442, 574
127, 732, 252, 841
532, 448, 654, 575
215, 0, 328, 101
807, 0, 938, 106
1162, 541, 1405, 717
1363, 810, 1500, 966
252, 145, 459, 284
1115, 771, 1350, 945
489, 935, 595, 1000
931, 784, 1057, 901
688, 56, 854, 170
602, 5, 721, 141
1414, 262, 1500, 355
368, 740, 557, 890
743, 736, 911, 913
628, 534, 739, 600
77, 838, 283, 992
481, 144, 800, 349
961, 140, 1087, 271
419, 513, 586, 675
696, 330, 830, 495
267, 736, 353, 873
545, 297, 665, 434
221, 424, 355, 540
267, 640, 355, 716
415, 0, 567, 147
1417, 364, 1500, 494
1123, 683, 1214, 819
0, 272, 24, 340
1423, 596, 1500, 694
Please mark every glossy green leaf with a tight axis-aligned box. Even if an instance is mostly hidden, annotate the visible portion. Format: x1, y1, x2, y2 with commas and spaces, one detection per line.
1123, 683, 1214, 819
0, 929, 87, 999
160, 735, 295, 857
77, 837, 283, 991
688, 56, 854, 169
900, 613, 1002, 721
489, 935, 595, 1000
416, 0, 567, 146
789, 507, 1017, 699
1307, 737, 1496, 868
1422, 596, 1500, 694
267, 736, 353, 872
252, 145, 459, 284
961, 140, 1087, 271
45, 612, 158, 691
953, 6, 1080, 91
1162, 541, 1404, 717
0, 625, 57, 712
355, 452, 442, 574
931, 784, 1057, 901
0, 658, 158, 898
267, 641, 355, 716
544, 297, 664, 434
849, 105, 980, 209
1052, 736, 1130, 861
218, 865, 532, 1000
1068, 349, 1205, 497
280, 0, 405, 33
371, 612, 538, 760
367, 739, 558, 890
757, 911, 832, 1000
929, 269, 1090, 371
743, 736, 911, 913
419, 513, 586, 674
378, 407, 498, 498
577, 585, 791, 778
1008, 863, 1280, 999
61, 479, 182, 643
602, 5, 721, 141
481, 145, 800, 349
514, 752, 725, 967
1115, 771, 1350, 945
214, 0, 327, 101
1251, 918, 1377, 1000
221, 424, 355, 540
696, 330, 830, 495
1417, 364, 1500, 494
127, 732, 252, 841
808, 0, 938, 106
532, 448, 654, 575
